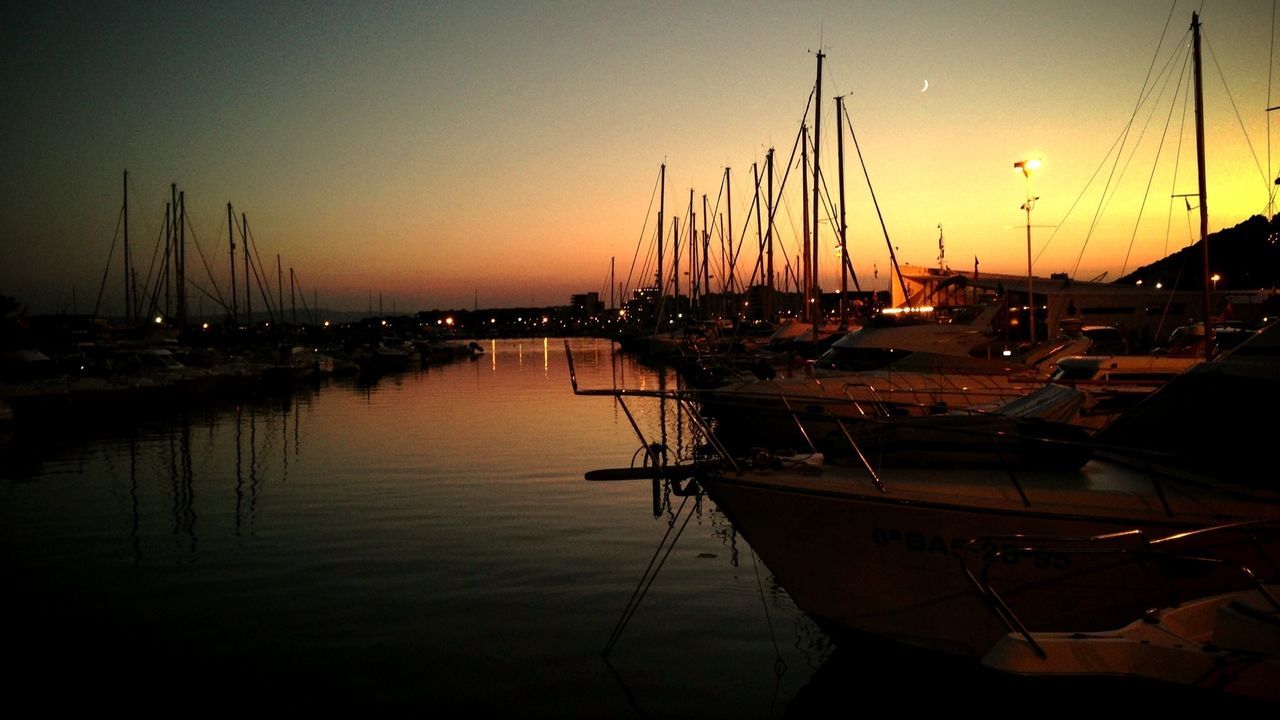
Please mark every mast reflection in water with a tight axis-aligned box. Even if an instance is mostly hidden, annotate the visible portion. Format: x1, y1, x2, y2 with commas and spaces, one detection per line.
0, 339, 826, 714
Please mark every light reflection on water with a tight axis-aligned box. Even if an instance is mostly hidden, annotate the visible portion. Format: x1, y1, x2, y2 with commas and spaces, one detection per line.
0, 338, 830, 715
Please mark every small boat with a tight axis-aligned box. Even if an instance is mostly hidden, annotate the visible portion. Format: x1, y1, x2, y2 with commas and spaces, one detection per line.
975, 527, 1279, 702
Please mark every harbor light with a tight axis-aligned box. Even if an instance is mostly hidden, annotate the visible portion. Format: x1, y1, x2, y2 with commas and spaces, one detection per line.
1015, 157, 1042, 343
154, 315, 163, 325
201, 322, 210, 330
1211, 273, 1221, 291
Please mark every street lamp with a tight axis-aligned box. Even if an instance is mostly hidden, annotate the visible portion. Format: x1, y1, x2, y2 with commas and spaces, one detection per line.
1211, 273, 1221, 292
1014, 159, 1041, 344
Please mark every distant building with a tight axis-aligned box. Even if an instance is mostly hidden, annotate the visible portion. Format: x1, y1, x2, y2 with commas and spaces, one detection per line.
889, 263, 1215, 348
570, 292, 603, 316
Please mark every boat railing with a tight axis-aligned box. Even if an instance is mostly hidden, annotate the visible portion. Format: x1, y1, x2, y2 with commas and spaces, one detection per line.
567, 342, 1256, 517
960, 520, 1280, 659
566, 341, 740, 479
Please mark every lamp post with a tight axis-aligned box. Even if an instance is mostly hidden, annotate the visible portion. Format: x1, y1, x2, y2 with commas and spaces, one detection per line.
1014, 159, 1041, 344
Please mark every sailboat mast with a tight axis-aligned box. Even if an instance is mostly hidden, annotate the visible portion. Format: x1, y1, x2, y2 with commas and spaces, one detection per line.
672, 215, 680, 313
277, 254, 284, 326
837, 96, 848, 330
753, 161, 764, 309
688, 188, 695, 313
228, 202, 237, 324
766, 149, 775, 319
812, 50, 824, 336
168, 184, 177, 318
702, 193, 710, 307
122, 170, 130, 326
1192, 12, 1213, 359
725, 167, 734, 300
657, 163, 665, 300
177, 188, 186, 327
801, 124, 811, 322
243, 213, 252, 326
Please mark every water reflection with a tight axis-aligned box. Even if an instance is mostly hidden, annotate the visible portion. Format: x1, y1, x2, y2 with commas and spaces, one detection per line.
3, 339, 827, 715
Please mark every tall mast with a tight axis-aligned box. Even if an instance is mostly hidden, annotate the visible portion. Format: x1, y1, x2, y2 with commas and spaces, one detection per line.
837, 96, 849, 330
672, 215, 680, 314
752, 161, 763, 307
177, 188, 186, 327
766, 149, 775, 319
290, 267, 297, 325
277, 254, 284, 326
168, 185, 177, 318
724, 167, 733, 299
812, 50, 824, 336
801, 124, 811, 322
657, 163, 665, 297
243, 213, 252, 326
228, 202, 237, 323
122, 170, 130, 325
688, 188, 695, 313
702, 193, 710, 308
1192, 12, 1213, 359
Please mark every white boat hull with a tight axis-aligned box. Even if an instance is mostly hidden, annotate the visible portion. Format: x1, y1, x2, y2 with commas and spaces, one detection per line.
698, 460, 1280, 658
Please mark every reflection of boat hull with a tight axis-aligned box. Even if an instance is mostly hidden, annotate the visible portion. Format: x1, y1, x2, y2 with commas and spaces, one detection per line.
698, 462, 1280, 659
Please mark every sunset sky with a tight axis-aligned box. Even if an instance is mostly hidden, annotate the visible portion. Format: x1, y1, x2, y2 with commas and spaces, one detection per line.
3, 0, 1277, 315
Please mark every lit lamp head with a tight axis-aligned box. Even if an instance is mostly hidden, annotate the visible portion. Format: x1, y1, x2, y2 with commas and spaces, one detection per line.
1014, 158, 1042, 178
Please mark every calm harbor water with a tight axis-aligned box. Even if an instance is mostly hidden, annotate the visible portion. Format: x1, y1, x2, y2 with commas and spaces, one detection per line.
2, 338, 832, 715
3, 337, 1261, 714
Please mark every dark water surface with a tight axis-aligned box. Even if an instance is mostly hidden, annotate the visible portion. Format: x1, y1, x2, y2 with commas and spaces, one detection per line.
7, 337, 1264, 714
2, 339, 832, 715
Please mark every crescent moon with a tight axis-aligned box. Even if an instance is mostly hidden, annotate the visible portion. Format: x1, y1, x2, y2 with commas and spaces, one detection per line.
921, 79, 929, 93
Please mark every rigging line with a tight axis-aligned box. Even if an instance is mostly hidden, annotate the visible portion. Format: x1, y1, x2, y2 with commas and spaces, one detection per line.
1204, 31, 1272, 194
602, 492, 694, 657
146, 220, 174, 321
185, 279, 227, 308
1038, 5, 1182, 264
293, 272, 314, 325
708, 173, 728, 293
844, 108, 909, 304
1068, 29, 1190, 276
1115, 44, 1192, 282
244, 224, 277, 323
183, 210, 229, 311
140, 206, 168, 319
733, 185, 763, 293
94, 206, 124, 317
730, 163, 763, 287
1163, 61, 1195, 262
812, 135, 859, 291
765, 123, 808, 261
622, 166, 661, 301
1080, 30, 1189, 254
